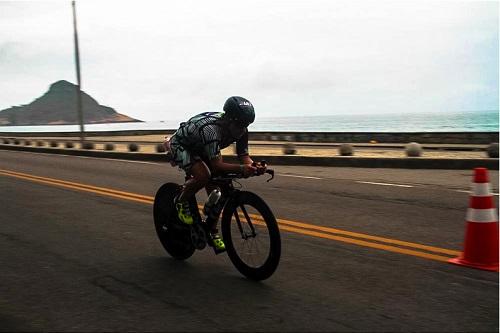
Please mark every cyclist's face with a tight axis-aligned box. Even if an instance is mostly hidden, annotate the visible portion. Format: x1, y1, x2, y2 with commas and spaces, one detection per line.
228, 121, 247, 139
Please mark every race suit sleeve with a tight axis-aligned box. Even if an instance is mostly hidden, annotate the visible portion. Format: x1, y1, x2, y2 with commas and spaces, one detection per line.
201, 124, 222, 160
236, 129, 249, 156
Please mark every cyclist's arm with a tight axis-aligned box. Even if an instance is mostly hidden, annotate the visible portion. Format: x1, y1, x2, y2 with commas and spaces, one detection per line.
236, 130, 249, 156
239, 154, 254, 165
209, 156, 256, 176
201, 136, 253, 175
235, 129, 254, 165
202, 126, 255, 176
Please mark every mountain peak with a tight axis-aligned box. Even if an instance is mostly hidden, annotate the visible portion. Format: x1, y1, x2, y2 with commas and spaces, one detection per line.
49, 80, 76, 92
0, 80, 142, 125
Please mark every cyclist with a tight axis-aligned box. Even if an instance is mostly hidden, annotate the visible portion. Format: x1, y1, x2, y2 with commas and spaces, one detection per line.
164, 96, 265, 253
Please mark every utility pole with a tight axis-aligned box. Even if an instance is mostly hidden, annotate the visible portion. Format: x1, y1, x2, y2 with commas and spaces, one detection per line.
72, 0, 85, 144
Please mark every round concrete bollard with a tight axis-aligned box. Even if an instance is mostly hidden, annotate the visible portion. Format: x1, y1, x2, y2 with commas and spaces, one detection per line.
283, 143, 297, 155
104, 143, 115, 151
3, 138, 10, 144
36, 141, 45, 147
65, 142, 74, 149
339, 143, 354, 156
156, 143, 166, 153
13, 139, 20, 145
50, 141, 58, 148
128, 143, 139, 152
82, 142, 95, 150
487, 143, 499, 158
24, 140, 31, 146
406, 142, 423, 157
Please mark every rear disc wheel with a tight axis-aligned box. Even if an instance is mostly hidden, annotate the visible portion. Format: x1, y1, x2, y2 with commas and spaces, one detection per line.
153, 183, 195, 260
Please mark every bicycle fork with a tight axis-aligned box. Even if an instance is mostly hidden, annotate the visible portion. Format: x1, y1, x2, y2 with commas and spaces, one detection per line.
233, 205, 257, 240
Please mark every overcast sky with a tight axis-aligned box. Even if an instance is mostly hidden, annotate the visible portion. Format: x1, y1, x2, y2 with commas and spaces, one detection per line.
0, 0, 497, 121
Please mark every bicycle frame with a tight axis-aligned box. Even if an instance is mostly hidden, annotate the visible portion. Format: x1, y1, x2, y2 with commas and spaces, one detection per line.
204, 176, 239, 230
200, 175, 258, 239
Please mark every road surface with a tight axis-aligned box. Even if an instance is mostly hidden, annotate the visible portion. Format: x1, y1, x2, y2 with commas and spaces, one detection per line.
0, 150, 498, 331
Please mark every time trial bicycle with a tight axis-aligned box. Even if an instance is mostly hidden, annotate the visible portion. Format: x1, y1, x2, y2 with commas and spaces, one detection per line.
153, 161, 281, 281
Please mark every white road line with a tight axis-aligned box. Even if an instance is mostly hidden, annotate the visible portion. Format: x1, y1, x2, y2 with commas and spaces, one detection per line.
277, 173, 323, 180
0, 150, 164, 165
455, 189, 499, 196
356, 181, 414, 188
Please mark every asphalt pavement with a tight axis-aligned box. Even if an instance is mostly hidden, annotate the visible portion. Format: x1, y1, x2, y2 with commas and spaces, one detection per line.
0, 150, 498, 332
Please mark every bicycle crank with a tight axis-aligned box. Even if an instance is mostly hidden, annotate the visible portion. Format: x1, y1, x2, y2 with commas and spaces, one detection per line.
190, 224, 207, 250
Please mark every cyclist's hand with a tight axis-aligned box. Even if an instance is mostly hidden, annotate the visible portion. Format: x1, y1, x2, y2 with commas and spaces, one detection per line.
252, 161, 267, 176
256, 163, 267, 175
242, 164, 257, 178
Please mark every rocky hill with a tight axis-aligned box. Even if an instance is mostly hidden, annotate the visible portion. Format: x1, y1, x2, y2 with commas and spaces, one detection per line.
0, 80, 142, 125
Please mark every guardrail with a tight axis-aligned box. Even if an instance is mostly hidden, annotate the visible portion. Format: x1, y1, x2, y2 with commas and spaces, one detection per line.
0, 137, 498, 169
0, 136, 491, 151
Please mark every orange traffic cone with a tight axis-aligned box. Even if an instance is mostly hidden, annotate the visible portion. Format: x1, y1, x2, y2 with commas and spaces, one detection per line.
449, 168, 499, 271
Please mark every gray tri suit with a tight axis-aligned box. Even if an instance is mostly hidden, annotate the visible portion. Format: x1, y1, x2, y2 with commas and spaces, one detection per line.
168, 112, 249, 172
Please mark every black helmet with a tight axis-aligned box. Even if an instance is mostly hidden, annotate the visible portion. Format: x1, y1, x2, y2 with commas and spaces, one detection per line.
223, 96, 255, 126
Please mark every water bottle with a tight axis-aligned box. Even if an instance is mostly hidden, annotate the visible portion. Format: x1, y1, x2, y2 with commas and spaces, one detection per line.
203, 189, 221, 217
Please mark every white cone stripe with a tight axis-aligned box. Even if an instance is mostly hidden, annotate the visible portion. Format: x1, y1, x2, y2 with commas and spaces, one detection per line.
471, 183, 492, 197
466, 208, 499, 223
455, 190, 500, 196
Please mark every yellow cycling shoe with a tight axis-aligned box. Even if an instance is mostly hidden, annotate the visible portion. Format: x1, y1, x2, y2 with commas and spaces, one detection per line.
175, 200, 194, 225
209, 232, 226, 254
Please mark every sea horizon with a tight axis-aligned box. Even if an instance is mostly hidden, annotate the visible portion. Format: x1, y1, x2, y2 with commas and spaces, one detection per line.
0, 110, 497, 133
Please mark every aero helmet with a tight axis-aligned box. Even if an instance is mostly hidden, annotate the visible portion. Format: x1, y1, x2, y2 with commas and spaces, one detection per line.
223, 96, 255, 126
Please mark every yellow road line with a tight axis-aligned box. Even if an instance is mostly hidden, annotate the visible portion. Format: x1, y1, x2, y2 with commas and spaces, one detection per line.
229, 217, 451, 261
0, 169, 153, 205
278, 224, 452, 262
235, 211, 460, 256
0, 168, 460, 261
231, 212, 459, 259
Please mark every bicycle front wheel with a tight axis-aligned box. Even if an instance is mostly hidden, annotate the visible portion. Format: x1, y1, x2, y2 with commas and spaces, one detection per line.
221, 191, 281, 281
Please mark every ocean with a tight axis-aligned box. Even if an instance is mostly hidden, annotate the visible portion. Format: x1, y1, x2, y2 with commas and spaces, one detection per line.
0, 110, 497, 133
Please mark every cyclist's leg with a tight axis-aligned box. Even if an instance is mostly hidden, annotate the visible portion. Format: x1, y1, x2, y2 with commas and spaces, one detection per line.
203, 178, 226, 252
177, 161, 224, 251
175, 160, 211, 225
204, 183, 220, 232
177, 160, 211, 202
203, 158, 222, 230
170, 140, 211, 224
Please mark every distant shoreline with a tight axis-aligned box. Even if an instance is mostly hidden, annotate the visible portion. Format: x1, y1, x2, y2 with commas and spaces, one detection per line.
0, 109, 496, 133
